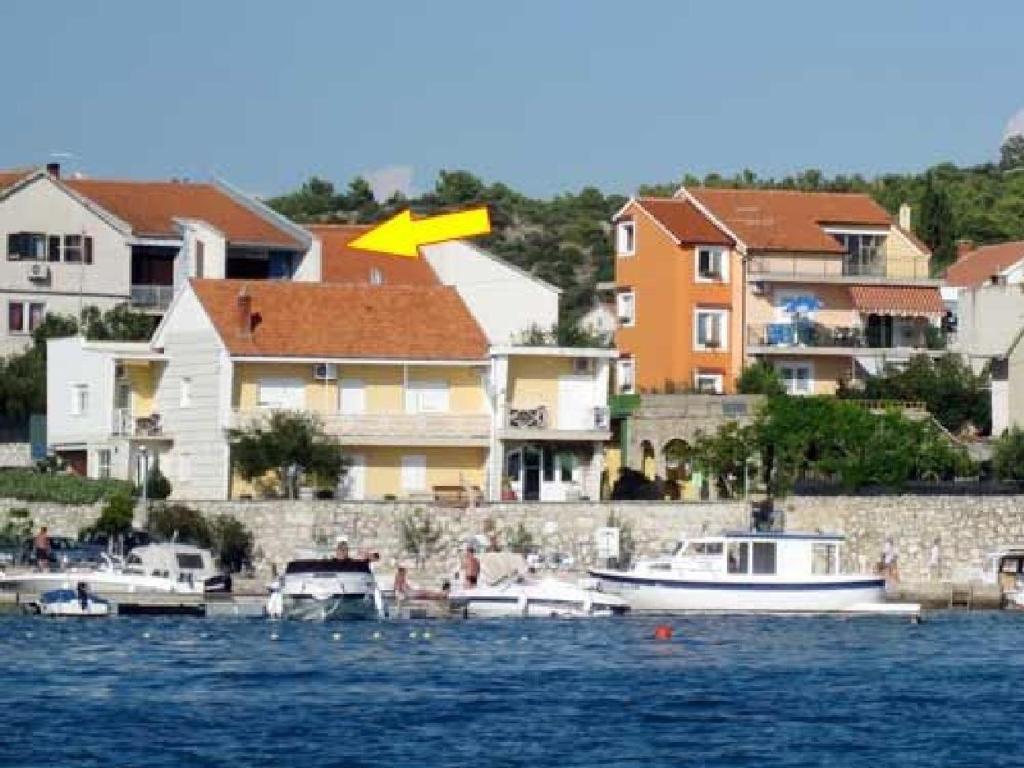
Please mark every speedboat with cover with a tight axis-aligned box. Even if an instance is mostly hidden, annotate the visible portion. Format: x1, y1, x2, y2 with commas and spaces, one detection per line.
266, 558, 382, 621
589, 530, 901, 613
449, 552, 629, 618
35, 583, 111, 617
0, 543, 225, 597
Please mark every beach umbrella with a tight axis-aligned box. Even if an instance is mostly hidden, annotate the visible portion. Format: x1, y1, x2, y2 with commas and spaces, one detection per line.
782, 295, 823, 315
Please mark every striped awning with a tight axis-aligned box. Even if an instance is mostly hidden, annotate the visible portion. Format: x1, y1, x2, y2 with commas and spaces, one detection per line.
849, 286, 945, 317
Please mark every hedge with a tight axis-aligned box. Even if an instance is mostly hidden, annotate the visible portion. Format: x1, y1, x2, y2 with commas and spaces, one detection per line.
0, 470, 133, 504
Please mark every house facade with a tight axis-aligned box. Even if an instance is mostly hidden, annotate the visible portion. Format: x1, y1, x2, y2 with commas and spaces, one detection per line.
47, 275, 611, 502
0, 164, 318, 356
613, 188, 944, 396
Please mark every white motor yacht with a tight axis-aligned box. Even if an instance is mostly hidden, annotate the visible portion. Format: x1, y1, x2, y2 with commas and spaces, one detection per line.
589, 530, 913, 614
0, 543, 224, 597
35, 584, 111, 617
449, 552, 629, 618
267, 558, 382, 621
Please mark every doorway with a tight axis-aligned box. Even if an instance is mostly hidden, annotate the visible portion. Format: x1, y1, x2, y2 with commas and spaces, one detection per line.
522, 447, 541, 501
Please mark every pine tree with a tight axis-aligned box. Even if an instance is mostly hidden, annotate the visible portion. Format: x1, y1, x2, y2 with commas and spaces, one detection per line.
917, 173, 956, 276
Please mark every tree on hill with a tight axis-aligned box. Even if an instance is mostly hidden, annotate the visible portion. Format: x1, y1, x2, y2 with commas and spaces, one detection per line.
1000, 135, 1024, 172
918, 173, 957, 274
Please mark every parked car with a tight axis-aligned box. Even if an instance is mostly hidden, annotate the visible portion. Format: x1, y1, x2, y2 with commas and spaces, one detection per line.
19, 536, 105, 568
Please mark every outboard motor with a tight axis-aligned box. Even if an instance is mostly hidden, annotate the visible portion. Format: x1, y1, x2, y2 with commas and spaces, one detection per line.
76, 581, 88, 611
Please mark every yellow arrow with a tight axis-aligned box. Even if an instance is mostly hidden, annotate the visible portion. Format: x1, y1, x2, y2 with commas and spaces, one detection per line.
348, 207, 491, 258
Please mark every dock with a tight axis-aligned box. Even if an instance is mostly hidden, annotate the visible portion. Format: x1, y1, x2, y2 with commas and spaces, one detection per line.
886, 581, 1003, 610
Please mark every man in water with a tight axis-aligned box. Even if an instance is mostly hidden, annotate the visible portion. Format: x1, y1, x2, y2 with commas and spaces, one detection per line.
33, 526, 50, 572
334, 538, 350, 561
463, 546, 480, 587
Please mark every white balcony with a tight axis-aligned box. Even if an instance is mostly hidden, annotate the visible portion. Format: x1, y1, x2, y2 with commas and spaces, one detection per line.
112, 408, 168, 439
230, 409, 491, 447
130, 284, 175, 310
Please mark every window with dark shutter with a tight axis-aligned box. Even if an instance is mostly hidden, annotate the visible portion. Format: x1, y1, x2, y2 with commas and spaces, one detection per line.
84, 236, 93, 264
48, 236, 61, 262
7, 233, 19, 260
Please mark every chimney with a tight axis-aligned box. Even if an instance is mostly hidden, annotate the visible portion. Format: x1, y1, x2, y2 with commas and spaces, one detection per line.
957, 240, 975, 261
898, 203, 911, 231
237, 287, 252, 338
45, 162, 60, 179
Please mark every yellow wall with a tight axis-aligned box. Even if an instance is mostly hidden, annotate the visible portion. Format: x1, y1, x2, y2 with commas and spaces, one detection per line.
124, 362, 157, 417
771, 356, 852, 395
230, 446, 488, 499
747, 283, 861, 331
508, 356, 572, 411
885, 226, 931, 279
233, 362, 486, 414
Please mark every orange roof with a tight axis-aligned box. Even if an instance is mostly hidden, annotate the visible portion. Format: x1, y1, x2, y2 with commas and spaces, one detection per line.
849, 285, 945, 316
58, 178, 303, 248
686, 188, 894, 253
630, 198, 733, 245
309, 224, 439, 286
0, 169, 32, 190
191, 279, 488, 360
944, 241, 1024, 288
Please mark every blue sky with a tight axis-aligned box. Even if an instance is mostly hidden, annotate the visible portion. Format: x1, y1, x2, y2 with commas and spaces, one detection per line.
1, 0, 1022, 198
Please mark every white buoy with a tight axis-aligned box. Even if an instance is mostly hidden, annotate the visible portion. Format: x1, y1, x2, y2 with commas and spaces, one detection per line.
270, 632, 279, 641
520, 635, 529, 642
409, 631, 418, 640
372, 630, 382, 640
142, 632, 151, 640
423, 631, 432, 640
25, 631, 33, 639
332, 632, 342, 641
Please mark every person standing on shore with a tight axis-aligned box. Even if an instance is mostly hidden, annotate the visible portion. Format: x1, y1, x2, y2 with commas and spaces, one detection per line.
462, 546, 480, 588
33, 526, 50, 572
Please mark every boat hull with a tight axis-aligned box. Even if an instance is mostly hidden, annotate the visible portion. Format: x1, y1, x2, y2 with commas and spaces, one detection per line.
451, 580, 630, 618
281, 593, 377, 621
0, 571, 203, 597
589, 570, 886, 612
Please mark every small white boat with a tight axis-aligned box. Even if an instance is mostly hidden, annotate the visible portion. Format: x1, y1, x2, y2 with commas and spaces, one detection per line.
590, 530, 895, 613
0, 543, 224, 597
449, 552, 629, 618
976, 546, 1024, 608
267, 558, 381, 621
36, 585, 111, 617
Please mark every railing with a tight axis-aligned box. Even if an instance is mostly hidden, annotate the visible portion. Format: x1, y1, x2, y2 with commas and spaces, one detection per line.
112, 408, 163, 437
748, 256, 933, 281
747, 323, 945, 350
231, 409, 491, 440
130, 284, 175, 309
502, 404, 610, 431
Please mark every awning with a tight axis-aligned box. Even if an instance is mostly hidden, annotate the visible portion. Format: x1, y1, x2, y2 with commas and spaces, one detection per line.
848, 285, 945, 317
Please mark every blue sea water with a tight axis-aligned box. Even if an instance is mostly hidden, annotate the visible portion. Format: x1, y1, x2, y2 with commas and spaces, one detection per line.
0, 612, 1022, 767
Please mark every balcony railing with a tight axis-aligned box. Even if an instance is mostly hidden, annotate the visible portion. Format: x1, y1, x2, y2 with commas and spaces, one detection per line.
747, 322, 946, 351
112, 408, 164, 437
502, 404, 610, 432
231, 409, 491, 441
748, 256, 933, 281
130, 284, 175, 309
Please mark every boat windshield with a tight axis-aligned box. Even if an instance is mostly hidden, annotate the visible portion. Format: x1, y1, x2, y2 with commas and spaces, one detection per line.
176, 553, 205, 571
673, 541, 723, 557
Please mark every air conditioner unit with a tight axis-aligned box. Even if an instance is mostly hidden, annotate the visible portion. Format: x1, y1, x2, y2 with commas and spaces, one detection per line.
27, 263, 50, 281
313, 363, 337, 381
572, 357, 594, 375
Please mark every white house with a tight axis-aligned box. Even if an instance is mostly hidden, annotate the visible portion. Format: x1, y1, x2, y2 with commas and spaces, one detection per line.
0, 164, 318, 356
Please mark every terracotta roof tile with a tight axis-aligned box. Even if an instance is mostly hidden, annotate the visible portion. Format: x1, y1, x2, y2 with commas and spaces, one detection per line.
309, 224, 439, 286
628, 198, 734, 245
191, 279, 488, 360
687, 187, 893, 253
62, 178, 302, 248
944, 240, 1024, 288
0, 169, 33, 190
849, 285, 945, 316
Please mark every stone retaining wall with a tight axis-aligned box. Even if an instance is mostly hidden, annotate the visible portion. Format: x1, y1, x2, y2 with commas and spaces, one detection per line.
5, 495, 1024, 584
0, 443, 32, 468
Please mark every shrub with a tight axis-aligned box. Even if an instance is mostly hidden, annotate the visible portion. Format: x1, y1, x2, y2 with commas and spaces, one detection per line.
0, 507, 33, 546
398, 507, 442, 566
208, 515, 254, 573
993, 427, 1024, 484
504, 522, 534, 553
140, 464, 172, 501
86, 492, 136, 536
0, 469, 133, 504
605, 511, 636, 569
736, 362, 785, 396
146, 504, 212, 547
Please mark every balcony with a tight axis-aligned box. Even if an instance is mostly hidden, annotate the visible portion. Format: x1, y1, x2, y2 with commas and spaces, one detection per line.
230, 409, 491, 447
112, 408, 168, 439
747, 322, 946, 354
499, 404, 611, 440
748, 256, 936, 284
130, 284, 175, 310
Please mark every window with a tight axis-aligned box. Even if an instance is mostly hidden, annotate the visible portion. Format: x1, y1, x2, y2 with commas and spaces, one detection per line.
616, 221, 635, 256
180, 377, 192, 408
812, 543, 837, 575
8, 301, 45, 334
195, 240, 205, 278
751, 542, 777, 574
778, 363, 813, 395
616, 359, 635, 394
693, 542, 724, 556
696, 247, 728, 282
7, 232, 46, 261
558, 453, 575, 482
694, 309, 728, 350
369, 267, 384, 285
63, 235, 83, 263
48, 236, 61, 262
97, 449, 111, 480
616, 290, 635, 327
832, 232, 885, 276
257, 378, 306, 409
176, 553, 205, 570
543, 449, 555, 482
405, 381, 449, 413
727, 541, 749, 574
694, 372, 724, 394
339, 379, 366, 415
70, 383, 89, 416
401, 454, 426, 491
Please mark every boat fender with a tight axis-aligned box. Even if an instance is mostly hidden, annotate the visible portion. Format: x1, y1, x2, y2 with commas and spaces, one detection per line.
583, 595, 593, 615
653, 625, 673, 641
517, 593, 528, 617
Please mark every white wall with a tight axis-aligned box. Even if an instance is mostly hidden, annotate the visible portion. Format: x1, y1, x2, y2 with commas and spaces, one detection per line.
422, 241, 559, 343
292, 236, 321, 282
953, 284, 1024, 362
46, 337, 116, 449
0, 177, 133, 353
175, 219, 226, 284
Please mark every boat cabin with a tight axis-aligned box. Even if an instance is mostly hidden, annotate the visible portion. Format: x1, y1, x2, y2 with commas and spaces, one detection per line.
123, 543, 218, 587
663, 532, 845, 579
981, 546, 1024, 591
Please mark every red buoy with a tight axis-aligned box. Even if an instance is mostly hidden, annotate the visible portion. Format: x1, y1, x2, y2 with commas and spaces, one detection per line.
653, 625, 673, 641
